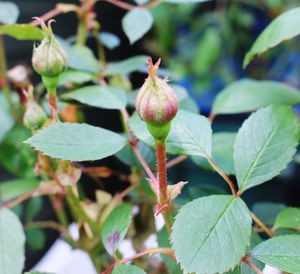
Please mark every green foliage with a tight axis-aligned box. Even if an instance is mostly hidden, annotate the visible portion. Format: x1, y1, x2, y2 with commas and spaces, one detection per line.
252, 202, 285, 227
0, 1, 19, 24
274, 207, 300, 231
101, 204, 132, 256
0, 208, 25, 274
99, 32, 120, 49
0, 24, 43, 40
234, 105, 299, 192
251, 235, 300, 273
122, 8, 153, 44
192, 132, 236, 175
104, 55, 148, 75
171, 195, 252, 274
0, 178, 40, 202
244, 7, 300, 67
59, 70, 94, 86
0, 93, 14, 141
25, 123, 127, 161
212, 79, 300, 114
112, 264, 146, 274
129, 110, 212, 157
26, 228, 46, 251
63, 85, 127, 110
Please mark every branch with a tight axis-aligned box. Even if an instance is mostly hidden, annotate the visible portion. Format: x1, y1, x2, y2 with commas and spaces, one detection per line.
251, 211, 275, 238
207, 157, 237, 197
166, 155, 187, 169
242, 256, 264, 274
102, 247, 175, 274
100, 0, 161, 10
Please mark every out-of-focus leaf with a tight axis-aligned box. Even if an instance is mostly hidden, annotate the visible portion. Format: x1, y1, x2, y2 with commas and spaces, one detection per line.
25, 197, 43, 220
101, 204, 132, 256
26, 228, 45, 251
63, 85, 127, 110
0, 126, 36, 178
244, 7, 300, 67
274, 207, 300, 231
252, 202, 285, 227
104, 56, 148, 76
122, 8, 153, 44
0, 178, 40, 202
0, 24, 43, 40
112, 264, 146, 274
0, 208, 25, 274
100, 32, 120, 49
0, 2, 19, 24
59, 70, 94, 86
25, 123, 127, 161
212, 79, 300, 114
0, 92, 14, 142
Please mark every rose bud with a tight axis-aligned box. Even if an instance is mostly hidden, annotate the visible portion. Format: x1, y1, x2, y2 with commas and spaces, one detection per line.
23, 98, 47, 130
135, 58, 178, 141
32, 19, 67, 80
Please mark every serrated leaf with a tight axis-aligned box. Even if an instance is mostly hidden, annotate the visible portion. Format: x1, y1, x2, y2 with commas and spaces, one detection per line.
244, 7, 300, 67
122, 8, 153, 44
104, 55, 148, 76
234, 105, 299, 192
63, 85, 127, 110
0, 178, 40, 202
0, 24, 43, 40
171, 195, 252, 274
0, 208, 25, 274
192, 132, 236, 175
59, 70, 94, 86
274, 207, 300, 231
0, 2, 19, 24
129, 110, 212, 157
251, 235, 300, 273
25, 123, 127, 161
112, 264, 146, 274
100, 32, 120, 49
101, 204, 132, 256
212, 79, 300, 114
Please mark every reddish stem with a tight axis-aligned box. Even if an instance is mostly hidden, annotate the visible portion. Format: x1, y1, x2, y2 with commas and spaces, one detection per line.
208, 112, 216, 122
242, 257, 264, 274
49, 93, 59, 120
155, 140, 168, 206
102, 247, 175, 274
100, 0, 161, 10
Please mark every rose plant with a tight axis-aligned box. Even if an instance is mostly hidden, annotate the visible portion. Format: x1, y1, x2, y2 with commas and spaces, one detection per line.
0, 1, 300, 274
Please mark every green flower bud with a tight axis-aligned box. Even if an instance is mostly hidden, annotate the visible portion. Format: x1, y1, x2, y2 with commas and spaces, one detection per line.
32, 19, 67, 78
135, 58, 178, 141
23, 98, 47, 130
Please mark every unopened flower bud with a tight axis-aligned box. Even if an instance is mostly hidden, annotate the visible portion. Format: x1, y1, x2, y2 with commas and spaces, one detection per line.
135, 58, 178, 140
23, 98, 47, 130
32, 19, 67, 78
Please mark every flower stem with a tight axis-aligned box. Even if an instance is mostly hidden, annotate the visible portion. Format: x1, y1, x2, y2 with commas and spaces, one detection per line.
251, 211, 275, 238
242, 256, 263, 274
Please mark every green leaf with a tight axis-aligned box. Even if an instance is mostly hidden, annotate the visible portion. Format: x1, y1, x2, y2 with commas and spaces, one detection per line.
26, 197, 43, 220
129, 110, 212, 157
244, 7, 300, 67
0, 24, 43, 40
59, 70, 94, 86
122, 8, 153, 44
0, 2, 19, 24
63, 85, 127, 110
101, 204, 132, 256
25, 123, 127, 161
274, 207, 300, 231
112, 264, 146, 274
234, 105, 299, 192
251, 235, 300, 273
0, 92, 14, 142
104, 55, 148, 76
100, 32, 120, 49
212, 79, 300, 114
171, 195, 252, 274
192, 132, 236, 175
26, 228, 46, 251
0, 178, 40, 202
0, 126, 36, 178
0, 208, 25, 274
